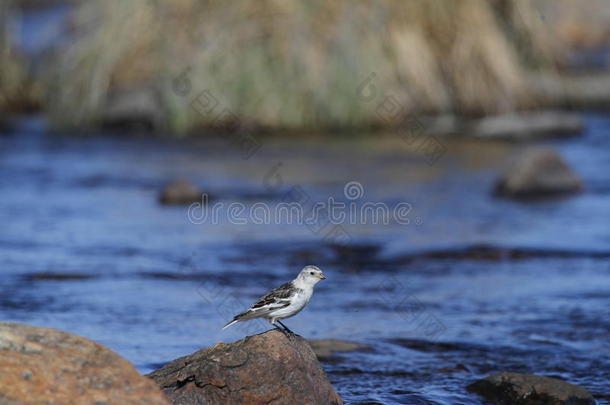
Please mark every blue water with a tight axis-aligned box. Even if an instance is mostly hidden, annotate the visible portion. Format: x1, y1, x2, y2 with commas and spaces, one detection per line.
1, 115, 609, 404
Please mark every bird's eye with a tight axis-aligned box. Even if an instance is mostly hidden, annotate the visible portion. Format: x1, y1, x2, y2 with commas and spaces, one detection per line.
309, 271, 314, 275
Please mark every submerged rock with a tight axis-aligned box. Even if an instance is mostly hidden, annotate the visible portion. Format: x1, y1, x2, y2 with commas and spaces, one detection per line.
0, 322, 170, 405
470, 112, 583, 140
159, 179, 204, 205
532, 72, 610, 110
494, 147, 582, 198
308, 338, 371, 360
147, 330, 343, 405
467, 372, 595, 405
102, 87, 162, 132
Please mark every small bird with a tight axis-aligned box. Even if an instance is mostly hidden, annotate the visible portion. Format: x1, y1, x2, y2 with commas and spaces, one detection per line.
222, 265, 326, 335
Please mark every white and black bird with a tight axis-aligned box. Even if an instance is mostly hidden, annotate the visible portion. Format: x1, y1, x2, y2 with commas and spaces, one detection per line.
222, 265, 326, 335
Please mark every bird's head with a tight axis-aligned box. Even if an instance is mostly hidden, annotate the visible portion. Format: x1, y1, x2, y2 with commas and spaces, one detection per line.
297, 265, 326, 286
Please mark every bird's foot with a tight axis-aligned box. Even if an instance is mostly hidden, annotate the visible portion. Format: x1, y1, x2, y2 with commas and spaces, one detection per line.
273, 325, 291, 338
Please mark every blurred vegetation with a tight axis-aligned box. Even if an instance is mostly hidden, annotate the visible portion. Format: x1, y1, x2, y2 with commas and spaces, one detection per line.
0, 1, 25, 114
0, 0, 42, 117
41, 0, 561, 134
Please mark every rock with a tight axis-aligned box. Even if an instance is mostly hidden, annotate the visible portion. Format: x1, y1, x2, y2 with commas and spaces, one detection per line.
470, 112, 583, 140
494, 147, 582, 198
23, 272, 96, 281
147, 330, 343, 405
467, 372, 595, 405
0, 322, 170, 405
308, 339, 370, 360
159, 179, 203, 205
102, 87, 162, 131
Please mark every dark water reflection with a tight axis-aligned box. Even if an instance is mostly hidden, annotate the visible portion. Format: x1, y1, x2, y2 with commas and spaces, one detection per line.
1, 116, 609, 404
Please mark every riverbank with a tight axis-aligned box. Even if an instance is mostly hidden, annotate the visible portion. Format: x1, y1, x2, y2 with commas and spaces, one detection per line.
1, 0, 610, 135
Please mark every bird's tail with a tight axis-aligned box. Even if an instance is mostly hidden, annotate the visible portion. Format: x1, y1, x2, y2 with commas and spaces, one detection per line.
222, 318, 239, 330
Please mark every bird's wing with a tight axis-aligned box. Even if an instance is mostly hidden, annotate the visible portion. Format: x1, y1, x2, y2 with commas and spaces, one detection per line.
235, 282, 297, 320
251, 282, 296, 309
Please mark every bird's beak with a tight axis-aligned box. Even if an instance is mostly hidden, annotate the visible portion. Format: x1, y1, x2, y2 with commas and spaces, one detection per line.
318, 273, 326, 280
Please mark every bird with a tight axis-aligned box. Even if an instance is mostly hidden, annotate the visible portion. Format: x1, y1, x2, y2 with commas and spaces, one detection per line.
222, 265, 326, 335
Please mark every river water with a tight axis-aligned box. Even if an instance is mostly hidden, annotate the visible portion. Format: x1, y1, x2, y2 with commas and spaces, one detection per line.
1, 115, 609, 404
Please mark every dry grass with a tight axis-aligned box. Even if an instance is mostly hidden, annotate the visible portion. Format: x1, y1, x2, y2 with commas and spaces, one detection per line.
46, 0, 555, 133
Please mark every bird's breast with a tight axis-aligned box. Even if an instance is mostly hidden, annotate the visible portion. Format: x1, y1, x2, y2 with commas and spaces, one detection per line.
295, 288, 313, 307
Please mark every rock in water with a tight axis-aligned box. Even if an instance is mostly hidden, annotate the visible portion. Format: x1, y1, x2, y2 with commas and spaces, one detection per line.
467, 372, 595, 405
470, 112, 583, 140
0, 322, 170, 405
159, 179, 203, 205
147, 330, 343, 405
494, 147, 582, 198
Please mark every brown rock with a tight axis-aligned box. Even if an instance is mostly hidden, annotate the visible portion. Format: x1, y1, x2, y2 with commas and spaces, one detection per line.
0, 322, 170, 405
147, 330, 343, 405
494, 147, 582, 198
159, 179, 203, 205
467, 372, 595, 405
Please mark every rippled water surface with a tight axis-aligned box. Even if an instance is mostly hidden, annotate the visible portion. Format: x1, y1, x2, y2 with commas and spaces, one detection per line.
1, 116, 609, 404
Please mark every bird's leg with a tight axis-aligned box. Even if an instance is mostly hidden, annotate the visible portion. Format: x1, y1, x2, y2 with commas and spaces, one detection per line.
270, 320, 290, 338
277, 320, 294, 335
